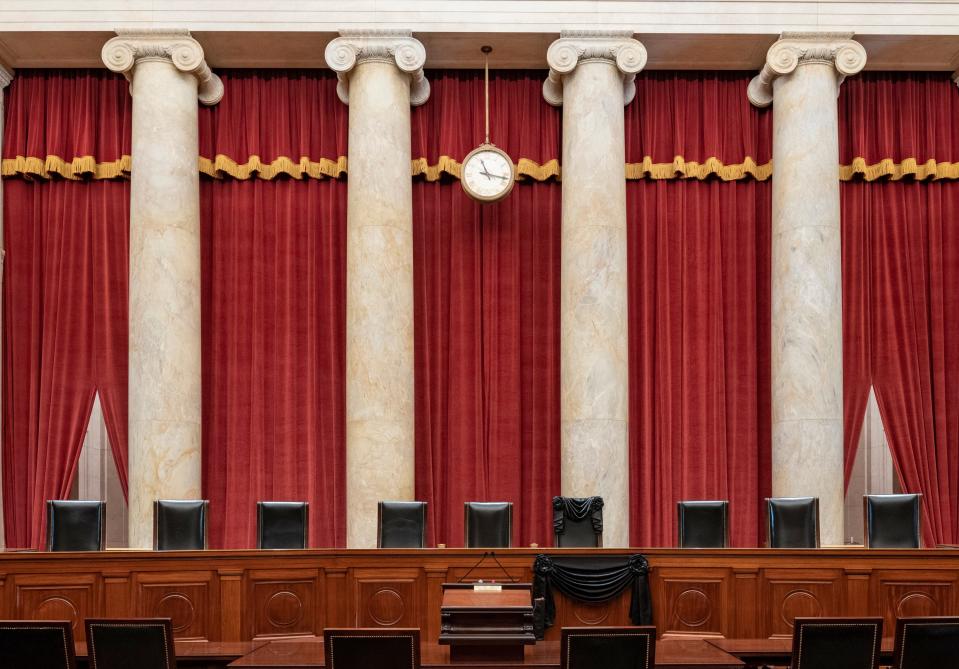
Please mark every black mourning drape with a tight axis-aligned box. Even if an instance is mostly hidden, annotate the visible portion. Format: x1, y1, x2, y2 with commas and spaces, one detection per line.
552, 496, 604, 535
532, 554, 653, 634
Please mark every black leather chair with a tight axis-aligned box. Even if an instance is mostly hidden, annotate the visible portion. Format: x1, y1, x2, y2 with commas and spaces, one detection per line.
0, 620, 77, 669
553, 496, 603, 548
46, 500, 106, 551
85, 619, 175, 669
560, 626, 656, 669
324, 628, 420, 669
892, 616, 959, 669
154, 500, 208, 551
766, 497, 820, 548
677, 500, 729, 548
378, 501, 427, 548
256, 501, 308, 549
464, 502, 512, 548
790, 617, 882, 669
864, 493, 922, 548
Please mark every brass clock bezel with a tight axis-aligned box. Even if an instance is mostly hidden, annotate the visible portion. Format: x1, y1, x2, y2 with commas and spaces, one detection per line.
460, 143, 516, 203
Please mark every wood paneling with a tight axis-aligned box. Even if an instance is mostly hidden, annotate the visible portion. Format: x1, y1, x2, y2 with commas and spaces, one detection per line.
0, 548, 956, 643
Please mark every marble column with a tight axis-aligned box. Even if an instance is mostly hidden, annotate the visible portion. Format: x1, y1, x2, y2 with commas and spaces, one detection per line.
748, 32, 866, 546
0, 64, 12, 550
102, 29, 223, 548
543, 31, 646, 547
325, 31, 429, 548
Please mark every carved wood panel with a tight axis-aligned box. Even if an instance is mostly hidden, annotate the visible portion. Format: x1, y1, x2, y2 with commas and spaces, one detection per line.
874, 570, 959, 633
133, 571, 216, 641
761, 569, 843, 638
545, 587, 632, 641
352, 569, 421, 628
656, 569, 730, 638
247, 569, 320, 640
12, 574, 99, 642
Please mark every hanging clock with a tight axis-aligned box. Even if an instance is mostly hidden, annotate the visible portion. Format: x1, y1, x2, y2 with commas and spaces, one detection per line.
461, 143, 516, 203
461, 46, 515, 204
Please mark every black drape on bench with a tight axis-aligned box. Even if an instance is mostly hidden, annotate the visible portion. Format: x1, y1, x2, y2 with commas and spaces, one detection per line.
532, 554, 653, 633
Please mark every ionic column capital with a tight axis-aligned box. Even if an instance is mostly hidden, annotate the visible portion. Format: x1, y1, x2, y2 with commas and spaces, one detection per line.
0, 64, 13, 89
101, 28, 223, 105
324, 30, 429, 106
543, 30, 647, 107
748, 32, 866, 108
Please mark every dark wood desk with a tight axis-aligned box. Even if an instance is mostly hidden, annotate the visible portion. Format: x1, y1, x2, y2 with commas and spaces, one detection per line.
705, 637, 895, 668
0, 548, 956, 642
74, 640, 264, 668
228, 639, 744, 668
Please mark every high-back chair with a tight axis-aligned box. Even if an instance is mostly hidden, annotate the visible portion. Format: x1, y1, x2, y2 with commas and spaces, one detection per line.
553, 496, 603, 548
677, 500, 729, 548
560, 626, 656, 669
154, 500, 208, 551
790, 617, 882, 669
377, 501, 427, 548
85, 619, 176, 669
324, 628, 420, 669
0, 620, 77, 669
47, 500, 106, 551
257, 501, 309, 549
464, 502, 512, 548
766, 497, 820, 548
864, 493, 922, 548
891, 617, 959, 669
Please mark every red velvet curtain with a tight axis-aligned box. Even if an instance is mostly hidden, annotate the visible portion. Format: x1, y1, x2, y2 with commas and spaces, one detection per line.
2, 71, 130, 549
411, 71, 561, 547
840, 73, 959, 545
626, 73, 772, 547
199, 71, 348, 548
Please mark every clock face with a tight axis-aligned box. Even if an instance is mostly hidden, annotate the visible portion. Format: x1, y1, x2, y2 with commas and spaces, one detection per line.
461, 145, 515, 202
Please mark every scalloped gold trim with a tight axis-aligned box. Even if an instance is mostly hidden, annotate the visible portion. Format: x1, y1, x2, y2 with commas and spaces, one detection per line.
199, 154, 348, 180
5, 153, 959, 184
1, 154, 131, 180
840, 157, 959, 181
625, 156, 772, 181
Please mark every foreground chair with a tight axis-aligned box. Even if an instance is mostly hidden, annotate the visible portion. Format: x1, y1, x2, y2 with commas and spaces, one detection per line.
553, 496, 603, 547
677, 500, 729, 548
864, 493, 922, 548
0, 620, 76, 669
86, 618, 175, 669
560, 626, 656, 669
154, 500, 208, 550
378, 501, 427, 548
766, 497, 820, 548
257, 501, 309, 549
464, 502, 512, 548
324, 628, 420, 669
47, 500, 106, 551
790, 617, 882, 669
892, 616, 959, 669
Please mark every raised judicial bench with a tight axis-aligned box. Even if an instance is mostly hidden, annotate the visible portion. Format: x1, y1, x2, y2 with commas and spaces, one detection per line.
0, 548, 956, 643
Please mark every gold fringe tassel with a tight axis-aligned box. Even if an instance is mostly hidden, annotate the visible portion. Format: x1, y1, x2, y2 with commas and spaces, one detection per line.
5, 153, 959, 183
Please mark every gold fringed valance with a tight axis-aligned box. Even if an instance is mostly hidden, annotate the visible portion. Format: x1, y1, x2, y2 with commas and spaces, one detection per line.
1, 154, 131, 180
5, 153, 959, 183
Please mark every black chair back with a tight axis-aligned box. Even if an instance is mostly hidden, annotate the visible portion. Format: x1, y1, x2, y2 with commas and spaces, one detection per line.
677, 500, 729, 548
154, 500, 208, 550
324, 628, 420, 669
378, 501, 427, 548
766, 497, 820, 548
864, 493, 922, 548
257, 501, 308, 549
0, 620, 76, 669
464, 502, 512, 548
790, 617, 882, 669
553, 496, 603, 548
85, 618, 175, 669
892, 616, 959, 669
47, 500, 106, 551
560, 626, 656, 669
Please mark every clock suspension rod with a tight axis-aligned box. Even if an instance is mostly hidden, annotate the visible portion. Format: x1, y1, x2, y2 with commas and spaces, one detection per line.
482, 45, 492, 145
